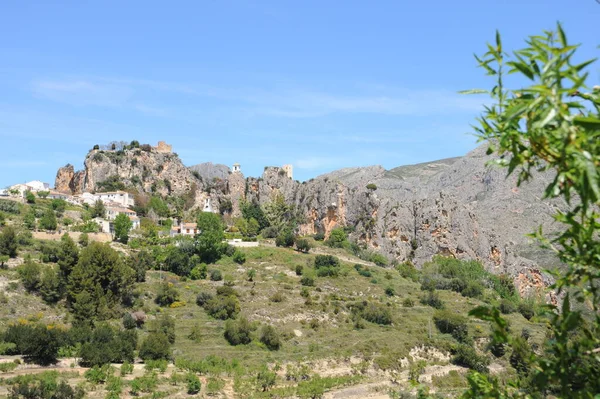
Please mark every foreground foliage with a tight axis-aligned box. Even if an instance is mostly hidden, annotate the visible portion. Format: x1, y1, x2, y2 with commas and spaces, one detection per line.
461, 24, 600, 398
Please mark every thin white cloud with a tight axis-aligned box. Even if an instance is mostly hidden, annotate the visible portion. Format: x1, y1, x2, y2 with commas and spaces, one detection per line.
0, 160, 47, 167
31, 80, 133, 107
28, 76, 484, 119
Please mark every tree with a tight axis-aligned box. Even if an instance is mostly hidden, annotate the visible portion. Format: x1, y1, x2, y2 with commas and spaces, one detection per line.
57, 233, 79, 289
79, 324, 137, 366
113, 213, 133, 244
0, 226, 18, 257
295, 238, 312, 253
241, 200, 269, 231
275, 229, 295, 247
139, 332, 171, 361
462, 25, 600, 397
148, 196, 169, 217
68, 242, 135, 321
259, 324, 281, 350
155, 282, 179, 307
325, 228, 347, 248
128, 249, 153, 282
195, 212, 226, 263
90, 200, 106, 218
18, 258, 41, 292
39, 266, 61, 303
23, 209, 36, 230
38, 209, 57, 231
224, 316, 252, 345
25, 190, 36, 204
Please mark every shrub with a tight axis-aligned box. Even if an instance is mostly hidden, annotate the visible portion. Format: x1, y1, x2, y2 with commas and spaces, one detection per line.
452, 344, 490, 373
260, 325, 281, 350
295, 265, 304, 275
314, 255, 340, 277
518, 301, 535, 320
461, 281, 484, 298
154, 314, 176, 344
122, 313, 136, 330
195, 292, 214, 308
366, 183, 377, 190
84, 364, 112, 384
244, 268, 256, 282
210, 269, 223, 281
204, 295, 240, 320
361, 302, 392, 325
295, 238, 312, 253
79, 325, 137, 366
421, 290, 444, 309
256, 366, 276, 392
433, 310, 470, 343
325, 228, 347, 248
2, 323, 64, 365
18, 259, 42, 292
370, 253, 388, 266
186, 372, 201, 394
300, 275, 315, 287
385, 286, 395, 297
139, 333, 171, 361
224, 317, 252, 345
396, 261, 419, 282
499, 299, 517, 314
232, 250, 246, 264
190, 263, 208, 280
275, 230, 295, 247
403, 298, 414, 307
155, 283, 179, 307
313, 232, 325, 241
270, 291, 284, 303
0, 226, 18, 258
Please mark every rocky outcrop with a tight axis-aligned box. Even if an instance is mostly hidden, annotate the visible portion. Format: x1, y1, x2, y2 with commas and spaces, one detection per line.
55, 164, 75, 192
189, 162, 231, 182
56, 141, 562, 278
55, 146, 202, 198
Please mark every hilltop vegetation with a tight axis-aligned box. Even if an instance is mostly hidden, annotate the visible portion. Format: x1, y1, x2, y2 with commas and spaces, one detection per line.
0, 192, 552, 398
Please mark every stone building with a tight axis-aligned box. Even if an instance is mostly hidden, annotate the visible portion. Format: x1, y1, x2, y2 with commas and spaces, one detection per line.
282, 164, 293, 179
156, 141, 172, 153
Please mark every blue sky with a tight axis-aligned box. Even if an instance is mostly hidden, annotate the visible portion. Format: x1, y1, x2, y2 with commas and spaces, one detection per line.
1, 1, 599, 187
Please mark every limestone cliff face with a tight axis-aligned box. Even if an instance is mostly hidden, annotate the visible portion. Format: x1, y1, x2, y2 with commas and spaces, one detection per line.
55, 146, 202, 198
55, 164, 75, 193
206, 146, 561, 276
57, 142, 561, 277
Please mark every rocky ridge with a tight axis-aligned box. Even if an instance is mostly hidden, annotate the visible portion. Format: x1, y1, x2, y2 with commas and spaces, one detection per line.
56, 143, 562, 282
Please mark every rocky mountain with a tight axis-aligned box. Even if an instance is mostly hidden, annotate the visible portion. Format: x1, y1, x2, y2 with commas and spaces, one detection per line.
55, 142, 562, 286
56, 142, 203, 197
189, 162, 231, 182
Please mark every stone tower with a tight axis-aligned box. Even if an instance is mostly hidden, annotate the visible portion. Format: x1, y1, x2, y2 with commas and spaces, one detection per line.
282, 164, 293, 179
156, 141, 172, 153
232, 163, 241, 173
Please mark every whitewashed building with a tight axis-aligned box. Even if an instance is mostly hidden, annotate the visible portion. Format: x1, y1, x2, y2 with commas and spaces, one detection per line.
95, 191, 135, 207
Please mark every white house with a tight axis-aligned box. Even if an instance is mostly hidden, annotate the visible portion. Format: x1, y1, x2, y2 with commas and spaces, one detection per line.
47, 190, 70, 200
203, 198, 213, 213
130, 216, 141, 230
96, 191, 134, 207
106, 206, 137, 221
170, 222, 199, 237
25, 181, 50, 191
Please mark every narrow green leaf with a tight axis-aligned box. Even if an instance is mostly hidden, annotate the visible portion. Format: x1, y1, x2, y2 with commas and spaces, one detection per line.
557, 23, 567, 47
458, 89, 488, 95
572, 58, 597, 72
508, 61, 534, 80
573, 116, 600, 130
